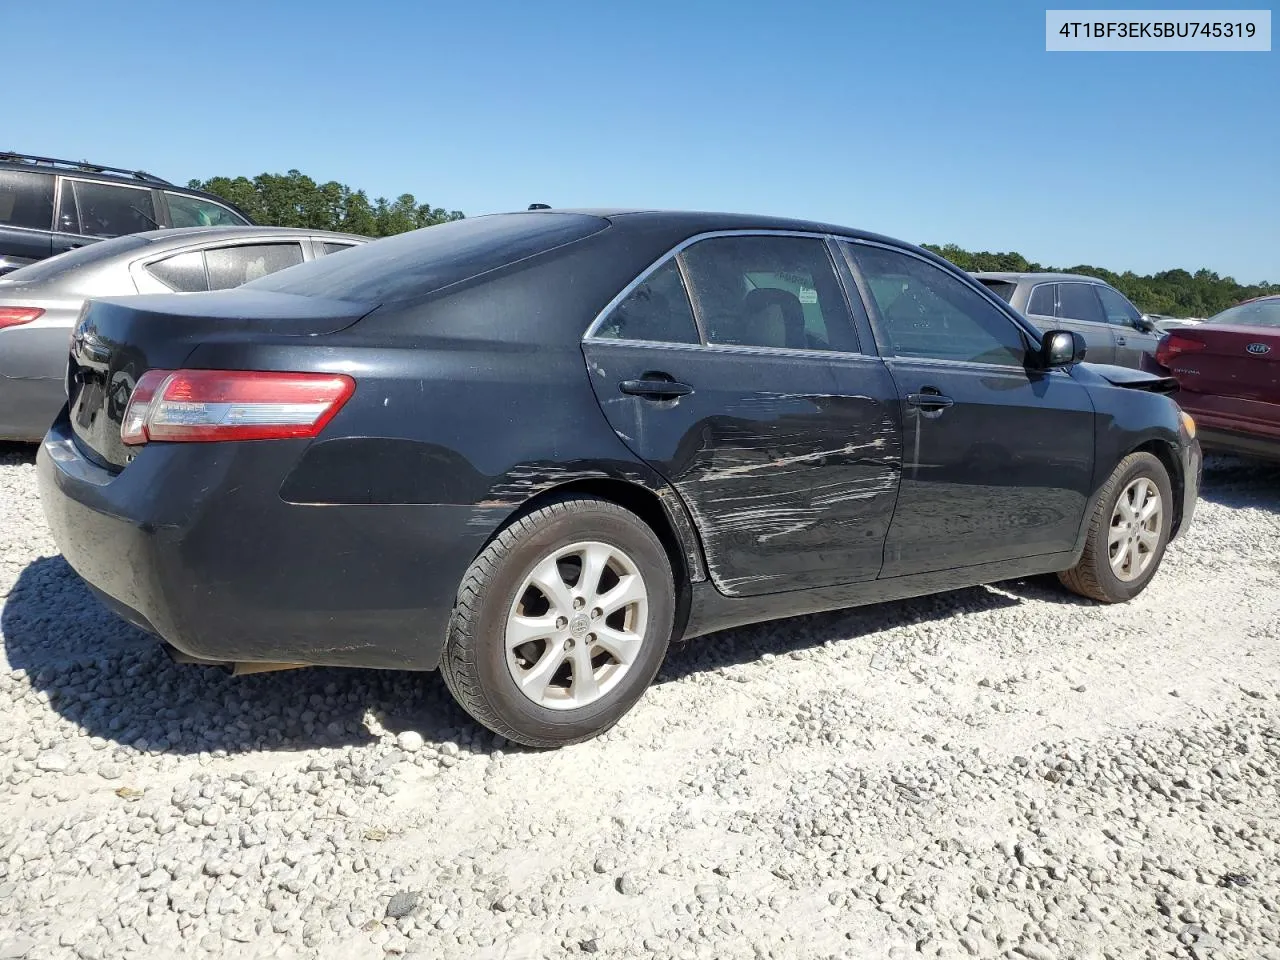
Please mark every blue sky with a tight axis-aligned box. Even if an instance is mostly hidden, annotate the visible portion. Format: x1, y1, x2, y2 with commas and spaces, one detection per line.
7, 1, 1277, 281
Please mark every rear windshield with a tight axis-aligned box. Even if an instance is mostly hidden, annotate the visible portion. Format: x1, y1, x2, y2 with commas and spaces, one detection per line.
244, 213, 609, 303
1209, 299, 1280, 328
976, 278, 1017, 302
1, 234, 151, 283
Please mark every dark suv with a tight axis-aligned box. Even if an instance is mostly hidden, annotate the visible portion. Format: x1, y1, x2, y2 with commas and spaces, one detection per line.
0, 152, 253, 275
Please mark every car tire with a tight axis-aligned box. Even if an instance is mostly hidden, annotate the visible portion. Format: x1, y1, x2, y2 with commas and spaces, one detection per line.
1058, 452, 1174, 603
441, 495, 675, 748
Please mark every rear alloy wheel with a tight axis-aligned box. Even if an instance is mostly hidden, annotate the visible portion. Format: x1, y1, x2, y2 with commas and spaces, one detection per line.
441, 497, 674, 747
1059, 452, 1174, 603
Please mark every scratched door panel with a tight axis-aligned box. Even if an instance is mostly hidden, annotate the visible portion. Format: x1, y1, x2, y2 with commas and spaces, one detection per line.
880, 361, 1094, 578
581, 340, 901, 597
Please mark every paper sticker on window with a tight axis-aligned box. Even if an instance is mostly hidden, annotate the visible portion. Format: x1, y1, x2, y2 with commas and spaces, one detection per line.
798, 288, 818, 304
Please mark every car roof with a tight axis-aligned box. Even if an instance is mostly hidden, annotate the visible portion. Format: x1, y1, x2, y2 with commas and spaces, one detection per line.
551, 208, 912, 246
972, 271, 1105, 284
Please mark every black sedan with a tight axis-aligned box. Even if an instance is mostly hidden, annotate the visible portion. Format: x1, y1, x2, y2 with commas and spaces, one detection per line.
37, 210, 1202, 747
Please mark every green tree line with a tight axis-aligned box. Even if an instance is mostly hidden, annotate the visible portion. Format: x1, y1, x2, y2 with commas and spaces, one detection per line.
923, 242, 1278, 319
188, 170, 464, 238
190, 171, 1272, 320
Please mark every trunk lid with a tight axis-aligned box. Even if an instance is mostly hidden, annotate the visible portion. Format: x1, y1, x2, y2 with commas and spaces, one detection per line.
66, 291, 373, 468
1164, 323, 1280, 404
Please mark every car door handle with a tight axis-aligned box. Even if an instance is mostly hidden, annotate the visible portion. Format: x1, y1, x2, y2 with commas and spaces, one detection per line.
619, 378, 693, 399
906, 392, 954, 411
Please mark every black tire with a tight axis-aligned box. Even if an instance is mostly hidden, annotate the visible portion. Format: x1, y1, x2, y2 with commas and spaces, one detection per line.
440, 496, 675, 748
1059, 452, 1174, 603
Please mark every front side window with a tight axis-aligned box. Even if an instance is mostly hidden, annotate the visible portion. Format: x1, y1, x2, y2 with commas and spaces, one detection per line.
847, 243, 1028, 366
0, 170, 54, 230
165, 191, 246, 228
1056, 282, 1105, 324
1096, 285, 1143, 326
67, 180, 158, 237
1027, 283, 1056, 316
147, 251, 208, 292
205, 243, 304, 290
679, 235, 856, 351
594, 258, 700, 344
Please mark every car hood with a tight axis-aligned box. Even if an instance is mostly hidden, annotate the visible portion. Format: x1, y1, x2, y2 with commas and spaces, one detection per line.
1078, 362, 1178, 394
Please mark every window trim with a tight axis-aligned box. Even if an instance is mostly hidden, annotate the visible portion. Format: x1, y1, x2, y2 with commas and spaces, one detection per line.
838, 238, 1042, 370
582, 229, 869, 358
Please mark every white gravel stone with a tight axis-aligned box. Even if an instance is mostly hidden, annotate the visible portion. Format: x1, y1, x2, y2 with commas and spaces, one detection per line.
1, 447, 1279, 959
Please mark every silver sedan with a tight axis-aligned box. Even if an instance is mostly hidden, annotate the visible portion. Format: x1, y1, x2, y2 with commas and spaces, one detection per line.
0, 226, 366, 441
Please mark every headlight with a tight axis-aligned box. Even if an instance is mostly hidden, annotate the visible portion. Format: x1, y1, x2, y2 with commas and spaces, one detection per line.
1179, 410, 1196, 438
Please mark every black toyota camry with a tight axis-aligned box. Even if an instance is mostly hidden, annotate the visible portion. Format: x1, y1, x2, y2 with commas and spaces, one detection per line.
37, 210, 1202, 747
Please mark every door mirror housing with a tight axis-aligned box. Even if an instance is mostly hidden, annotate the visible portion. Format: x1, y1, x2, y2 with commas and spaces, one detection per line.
1038, 329, 1087, 368
1134, 315, 1157, 333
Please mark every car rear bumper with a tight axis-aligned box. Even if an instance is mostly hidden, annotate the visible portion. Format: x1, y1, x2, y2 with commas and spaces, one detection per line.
1196, 427, 1280, 463
36, 416, 496, 670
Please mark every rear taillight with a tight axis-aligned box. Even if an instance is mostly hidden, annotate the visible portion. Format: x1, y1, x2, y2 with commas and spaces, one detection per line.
120, 369, 355, 446
1155, 332, 1207, 368
0, 307, 44, 330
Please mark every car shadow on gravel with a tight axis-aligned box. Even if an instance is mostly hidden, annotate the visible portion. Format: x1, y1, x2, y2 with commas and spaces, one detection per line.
657, 582, 1030, 683
1198, 454, 1280, 510
2, 556, 488, 758
0, 441, 37, 466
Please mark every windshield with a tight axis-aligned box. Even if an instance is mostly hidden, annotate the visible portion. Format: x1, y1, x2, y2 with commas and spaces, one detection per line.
244, 213, 609, 304
0, 235, 151, 284
1208, 298, 1280, 328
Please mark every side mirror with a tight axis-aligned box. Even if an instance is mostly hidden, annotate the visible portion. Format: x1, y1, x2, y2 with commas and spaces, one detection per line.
1134, 316, 1156, 333
1038, 329, 1087, 368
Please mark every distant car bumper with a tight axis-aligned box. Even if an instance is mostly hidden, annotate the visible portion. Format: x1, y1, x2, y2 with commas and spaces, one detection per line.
0, 375, 65, 442
36, 416, 496, 670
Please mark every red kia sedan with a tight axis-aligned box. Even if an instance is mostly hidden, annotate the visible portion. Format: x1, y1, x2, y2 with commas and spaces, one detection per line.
1156, 295, 1280, 461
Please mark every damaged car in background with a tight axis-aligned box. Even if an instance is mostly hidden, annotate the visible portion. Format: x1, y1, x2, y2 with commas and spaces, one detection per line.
37, 210, 1201, 748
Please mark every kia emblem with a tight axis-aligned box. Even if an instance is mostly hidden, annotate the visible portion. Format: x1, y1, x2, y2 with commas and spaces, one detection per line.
1245, 342, 1271, 356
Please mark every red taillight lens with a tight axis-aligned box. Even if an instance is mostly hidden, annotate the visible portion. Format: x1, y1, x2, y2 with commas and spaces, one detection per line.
1155, 332, 1207, 368
120, 369, 355, 446
0, 307, 44, 330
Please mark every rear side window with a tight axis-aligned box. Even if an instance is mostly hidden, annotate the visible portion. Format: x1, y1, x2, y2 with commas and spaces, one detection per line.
244, 213, 608, 303
206, 243, 304, 290
1056, 283, 1105, 324
679, 235, 857, 351
319, 242, 358, 256
165, 192, 246, 227
976, 279, 1017, 302
1027, 284, 1055, 316
595, 258, 700, 344
147, 251, 208, 292
0, 170, 54, 230
64, 180, 158, 237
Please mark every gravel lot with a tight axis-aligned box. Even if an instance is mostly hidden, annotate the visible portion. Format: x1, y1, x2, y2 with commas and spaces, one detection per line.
0, 443, 1277, 960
